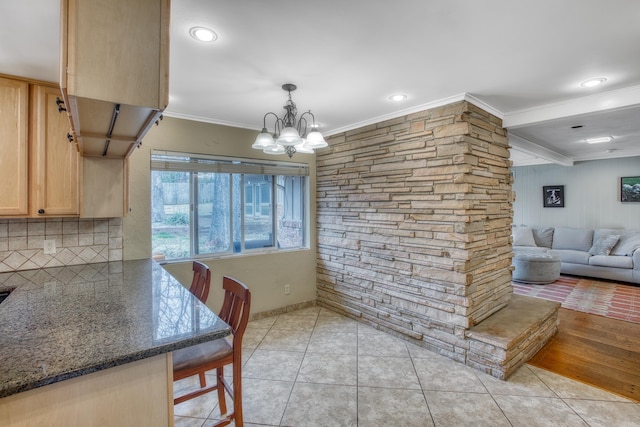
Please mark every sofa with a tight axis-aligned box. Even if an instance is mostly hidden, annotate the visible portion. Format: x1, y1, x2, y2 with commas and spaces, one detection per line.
512, 225, 640, 284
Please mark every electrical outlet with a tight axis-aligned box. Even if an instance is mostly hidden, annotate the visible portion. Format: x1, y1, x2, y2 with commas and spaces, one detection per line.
43, 240, 56, 255
284, 284, 291, 295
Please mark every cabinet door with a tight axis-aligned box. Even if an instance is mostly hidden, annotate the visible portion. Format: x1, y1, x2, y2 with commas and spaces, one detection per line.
81, 157, 125, 218
63, 0, 169, 108
0, 77, 29, 216
29, 85, 79, 216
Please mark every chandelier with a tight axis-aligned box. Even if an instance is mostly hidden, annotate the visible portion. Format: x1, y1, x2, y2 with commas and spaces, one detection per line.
252, 84, 327, 158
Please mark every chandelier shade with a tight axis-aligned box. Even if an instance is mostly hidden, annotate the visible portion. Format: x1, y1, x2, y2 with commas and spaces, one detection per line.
251, 129, 276, 149
252, 84, 327, 158
276, 126, 302, 146
304, 130, 328, 149
294, 142, 315, 154
263, 144, 285, 155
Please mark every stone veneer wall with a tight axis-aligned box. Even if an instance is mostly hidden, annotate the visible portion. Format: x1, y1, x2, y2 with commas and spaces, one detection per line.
316, 100, 515, 366
0, 217, 123, 272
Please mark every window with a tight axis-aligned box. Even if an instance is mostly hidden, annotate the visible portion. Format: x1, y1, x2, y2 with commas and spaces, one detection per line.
151, 151, 309, 260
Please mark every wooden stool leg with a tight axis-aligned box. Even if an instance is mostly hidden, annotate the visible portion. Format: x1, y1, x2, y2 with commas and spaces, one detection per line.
198, 372, 206, 388
233, 361, 243, 425
216, 367, 227, 415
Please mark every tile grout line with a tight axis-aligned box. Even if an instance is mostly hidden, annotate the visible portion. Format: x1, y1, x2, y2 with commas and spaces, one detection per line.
275, 310, 318, 427
407, 344, 437, 427
526, 365, 593, 426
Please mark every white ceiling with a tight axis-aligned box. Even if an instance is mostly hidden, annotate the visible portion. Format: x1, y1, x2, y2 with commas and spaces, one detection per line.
2, 0, 640, 166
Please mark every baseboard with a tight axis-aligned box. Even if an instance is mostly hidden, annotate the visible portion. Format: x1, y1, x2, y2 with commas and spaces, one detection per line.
250, 300, 317, 321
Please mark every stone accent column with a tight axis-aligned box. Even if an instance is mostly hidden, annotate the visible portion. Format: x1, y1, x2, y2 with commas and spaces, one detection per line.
316, 100, 557, 377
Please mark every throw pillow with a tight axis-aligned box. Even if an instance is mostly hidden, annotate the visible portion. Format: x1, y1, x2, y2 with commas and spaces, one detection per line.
512, 226, 537, 247
588, 235, 621, 256
593, 228, 623, 243
611, 231, 640, 256
531, 227, 554, 248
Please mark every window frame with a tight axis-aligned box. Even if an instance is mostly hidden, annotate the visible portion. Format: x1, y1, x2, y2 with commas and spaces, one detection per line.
151, 150, 309, 261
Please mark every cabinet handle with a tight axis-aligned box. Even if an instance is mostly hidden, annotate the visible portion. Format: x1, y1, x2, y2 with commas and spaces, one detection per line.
38, 209, 45, 214
155, 114, 163, 126
55, 97, 67, 113
67, 133, 74, 143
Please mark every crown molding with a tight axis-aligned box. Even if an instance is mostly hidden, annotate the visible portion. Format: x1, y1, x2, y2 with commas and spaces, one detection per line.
162, 110, 260, 131
325, 93, 469, 136
503, 84, 640, 129
509, 134, 574, 166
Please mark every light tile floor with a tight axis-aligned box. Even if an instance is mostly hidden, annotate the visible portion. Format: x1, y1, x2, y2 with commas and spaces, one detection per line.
173, 306, 640, 427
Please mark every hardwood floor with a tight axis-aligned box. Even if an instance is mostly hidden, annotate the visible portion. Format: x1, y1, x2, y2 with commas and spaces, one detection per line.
528, 308, 640, 402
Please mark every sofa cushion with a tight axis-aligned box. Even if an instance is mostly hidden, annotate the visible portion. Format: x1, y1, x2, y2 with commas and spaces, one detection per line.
549, 249, 591, 265
588, 235, 620, 256
512, 226, 537, 247
589, 255, 633, 269
611, 231, 640, 256
551, 227, 594, 251
532, 227, 554, 248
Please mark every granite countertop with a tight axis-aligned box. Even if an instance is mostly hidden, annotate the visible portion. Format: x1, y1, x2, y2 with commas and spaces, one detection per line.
0, 259, 230, 399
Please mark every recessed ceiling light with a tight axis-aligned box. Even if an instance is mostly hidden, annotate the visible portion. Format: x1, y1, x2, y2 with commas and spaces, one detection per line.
189, 26, 217, 42
580, 78, 607, 88
389, 94, 407, 102
585, 136, 613, 144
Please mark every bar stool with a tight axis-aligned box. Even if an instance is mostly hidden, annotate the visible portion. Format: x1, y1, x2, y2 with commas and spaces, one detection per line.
173, 272, 251, 427
189, 261, 211, 303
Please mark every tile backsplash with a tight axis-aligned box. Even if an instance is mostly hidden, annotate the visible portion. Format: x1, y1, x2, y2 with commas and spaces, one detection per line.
0, 218, 123, 272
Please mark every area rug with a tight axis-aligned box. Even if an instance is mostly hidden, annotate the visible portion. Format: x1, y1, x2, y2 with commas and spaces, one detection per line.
513, 276, 640, 324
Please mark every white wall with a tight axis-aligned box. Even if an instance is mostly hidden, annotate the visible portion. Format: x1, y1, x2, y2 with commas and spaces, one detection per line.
513, 156, 640, 229
123, 117, 318, 315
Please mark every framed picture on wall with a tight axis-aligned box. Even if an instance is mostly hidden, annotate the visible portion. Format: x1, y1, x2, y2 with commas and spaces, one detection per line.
543, 185, 564, 208
621, 176, 640, 202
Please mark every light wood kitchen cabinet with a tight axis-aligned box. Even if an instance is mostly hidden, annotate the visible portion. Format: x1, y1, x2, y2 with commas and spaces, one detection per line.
81, 157, 127, 218
29, 85, 80, 217
0, 78, 78, 218
60, 0, 170, 159
0, 75, 128, 219
0, 77, 29, 216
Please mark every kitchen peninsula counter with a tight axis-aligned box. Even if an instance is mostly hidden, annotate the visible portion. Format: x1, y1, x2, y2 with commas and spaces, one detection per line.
0, 259, 229, 426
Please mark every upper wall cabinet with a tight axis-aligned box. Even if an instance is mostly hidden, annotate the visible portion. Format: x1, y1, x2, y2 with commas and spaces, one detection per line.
60, 0, 170, 159
0, 77, 29, 216
0, 77, 79, 218
29, 85, 80, 217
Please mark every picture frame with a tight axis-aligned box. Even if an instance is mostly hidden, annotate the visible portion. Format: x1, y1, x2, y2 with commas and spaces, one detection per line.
543, 185, 564, 208
621, 176, 640, 202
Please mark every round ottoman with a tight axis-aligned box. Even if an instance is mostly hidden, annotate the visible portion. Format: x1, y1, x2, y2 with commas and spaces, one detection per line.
512, 252, 561, 284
